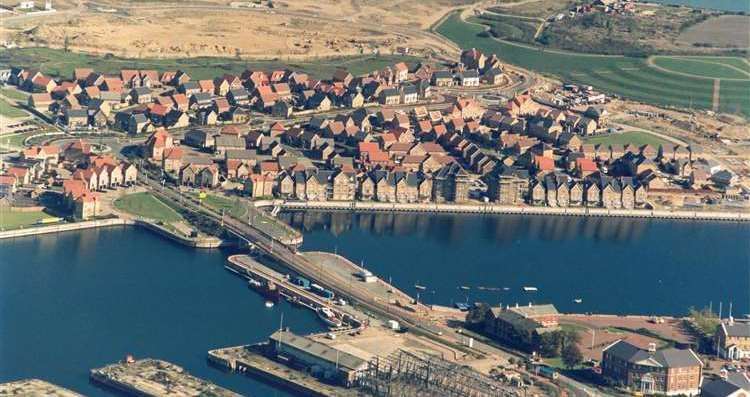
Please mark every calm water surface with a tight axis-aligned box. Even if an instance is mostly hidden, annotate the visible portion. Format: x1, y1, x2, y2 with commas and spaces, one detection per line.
0, 226, 325, 396
647, 0, 750, 12
282, 211, 750, 316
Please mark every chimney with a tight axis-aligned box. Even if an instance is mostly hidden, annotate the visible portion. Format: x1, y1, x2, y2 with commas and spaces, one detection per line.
647, 343, 656, 353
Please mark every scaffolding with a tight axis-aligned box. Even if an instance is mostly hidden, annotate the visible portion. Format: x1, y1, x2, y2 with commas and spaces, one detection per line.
358, 350, 513, 397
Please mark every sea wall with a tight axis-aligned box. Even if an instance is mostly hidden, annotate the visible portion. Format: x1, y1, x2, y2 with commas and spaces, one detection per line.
268, 200, 750, 222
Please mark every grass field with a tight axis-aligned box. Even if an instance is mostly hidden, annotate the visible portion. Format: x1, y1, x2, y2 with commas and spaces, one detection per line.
197, 193, 248, 219
0, 87, 30, 102
114, 192, 183, 223
436, 12, 750, 116
0, 48, 422, 80
0, 208, 58, 230
583, 131, 670, 147
1, 131, 38, 148
652, 56, 750, 80
0, 99, 29, 118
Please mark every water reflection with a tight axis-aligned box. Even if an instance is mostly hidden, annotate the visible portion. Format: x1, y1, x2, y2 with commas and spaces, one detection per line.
280, 211, 650, 245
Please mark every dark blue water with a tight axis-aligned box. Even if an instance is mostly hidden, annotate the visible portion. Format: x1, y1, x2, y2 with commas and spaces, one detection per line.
282, 211, 750, 317
0, 226, 325, 396
648, 0, 750, 13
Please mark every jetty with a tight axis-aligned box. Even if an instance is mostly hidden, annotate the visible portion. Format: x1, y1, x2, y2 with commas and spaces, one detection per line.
208, 344, 354, 397
0, 379, 83, 397
90, 358, 240, 397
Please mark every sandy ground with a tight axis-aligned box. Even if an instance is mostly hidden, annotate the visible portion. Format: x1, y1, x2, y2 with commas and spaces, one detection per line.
1, 0, 472, 59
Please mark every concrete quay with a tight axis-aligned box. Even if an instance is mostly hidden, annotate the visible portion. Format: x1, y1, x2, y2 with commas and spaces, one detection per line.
271, 200, 750, 222
0, 216, 227, 248
207, 344, 355, 397
0, 379, 83, 397
0, 217, 131, 240
90, 358, 240, 397
226, 254, 361, 329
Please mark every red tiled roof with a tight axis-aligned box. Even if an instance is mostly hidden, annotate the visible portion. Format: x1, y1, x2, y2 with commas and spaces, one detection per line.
535, 155, 554, 171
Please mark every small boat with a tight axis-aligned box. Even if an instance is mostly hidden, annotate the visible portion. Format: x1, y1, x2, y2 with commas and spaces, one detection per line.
414, 284, 427, 291
317, 307, 343, 328
573, 298, 583, 304
458, 285, 470, 291
247, 278, 262, 288
523, 286, 538, 292
264, 301, 274, 308
502, 287, 510, 291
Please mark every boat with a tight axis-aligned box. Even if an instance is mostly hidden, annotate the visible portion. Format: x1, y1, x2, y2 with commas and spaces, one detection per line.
573, 298, 583, 304
523, 286, 538, 292
264, 301, 274, 308
414, 284, 427, 291
458, 285, 470, 291
317, 307, 343, 328
247, 278, 262, 288
502, 287, 510, 291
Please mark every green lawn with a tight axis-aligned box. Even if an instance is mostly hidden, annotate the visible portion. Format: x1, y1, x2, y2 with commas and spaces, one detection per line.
0, 87, 30, 102
114, 192, 183, 223
0, 48, 422, 80
197, 193, 248, 219
0, 99, 29, 118
1, 131, 40, 148
652, 56, 750, 80
583, 131, 670, 148
436, 12, 750, 116
0, 208, 58, 230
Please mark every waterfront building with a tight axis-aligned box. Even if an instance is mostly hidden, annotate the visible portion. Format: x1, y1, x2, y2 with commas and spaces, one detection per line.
601, 340, 702, 396
715, 318, 750, 360
268, 330, 368, 387
467, 303, 560, 353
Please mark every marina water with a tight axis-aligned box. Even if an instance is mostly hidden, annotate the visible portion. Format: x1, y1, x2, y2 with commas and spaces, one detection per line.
0, 226, 325, 396
281, 211, 750, 316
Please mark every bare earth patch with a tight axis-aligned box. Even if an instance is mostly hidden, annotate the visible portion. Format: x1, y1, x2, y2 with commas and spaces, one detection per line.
678, 15, 750, 48
1, 0, 474, 59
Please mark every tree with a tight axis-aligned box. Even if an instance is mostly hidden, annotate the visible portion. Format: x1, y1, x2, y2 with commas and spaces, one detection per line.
561, 343, 583, 369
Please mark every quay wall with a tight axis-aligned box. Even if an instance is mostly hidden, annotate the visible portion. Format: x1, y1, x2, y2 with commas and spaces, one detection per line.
0, 218, 131, 240
0, 217, 228, 248
261, 200, 750, 222
207, 348, 337, 397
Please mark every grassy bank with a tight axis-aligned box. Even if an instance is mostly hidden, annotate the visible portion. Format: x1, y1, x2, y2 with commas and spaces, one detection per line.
436, 12, 750, 116
0, 48, 422, 80
114, 192, 183, 223
583, 131, 671, 147
0, 208, 58, 230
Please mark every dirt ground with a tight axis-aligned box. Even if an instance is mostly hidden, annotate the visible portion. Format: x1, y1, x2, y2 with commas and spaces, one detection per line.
678, 15, 750, 49
0, 0, 473, 59
560, 314, 695, 362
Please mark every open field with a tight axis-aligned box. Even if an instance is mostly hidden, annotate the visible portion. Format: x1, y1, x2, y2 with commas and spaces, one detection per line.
0, 87, 30, 102
0, 99, 29, 118
0, 208, 57, 230
0, 0, 469, 60
678, 15, 750, 48
436, 12, 750, 116
0, 47, 422, 80
196, 193, 247, 219
114, 192, 182, 223
582, 131, 671, 148
652, 56, 750, 79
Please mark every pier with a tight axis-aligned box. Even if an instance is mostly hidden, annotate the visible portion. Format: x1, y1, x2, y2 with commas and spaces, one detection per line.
90, 358, 241, 397
226, 254, 361, 330
0, 379, 83, 397
208, 344, 354, 397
